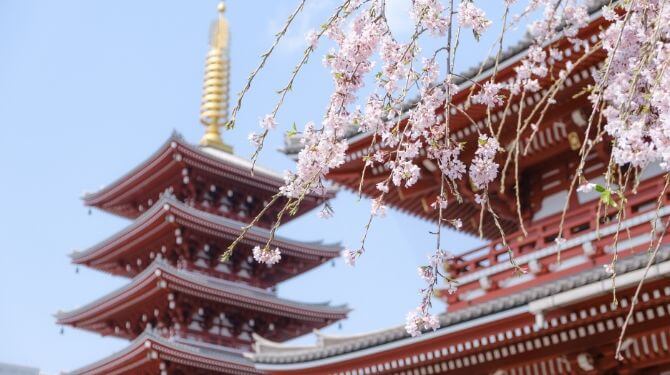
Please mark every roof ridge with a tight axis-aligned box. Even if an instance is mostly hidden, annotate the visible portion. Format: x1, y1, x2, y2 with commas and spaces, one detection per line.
251, 249, 670, 363
57, 258, 350, 324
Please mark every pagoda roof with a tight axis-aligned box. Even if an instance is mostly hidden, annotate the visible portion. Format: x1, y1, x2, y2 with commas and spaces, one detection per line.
250, 249, 670, 366
83, 132, 333, 219
56, 259, 350, 336
66, 330, 262, 375
70, 195, 341, 283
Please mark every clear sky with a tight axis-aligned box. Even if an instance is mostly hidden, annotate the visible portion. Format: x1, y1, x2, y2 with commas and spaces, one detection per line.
0, 1, 527, 374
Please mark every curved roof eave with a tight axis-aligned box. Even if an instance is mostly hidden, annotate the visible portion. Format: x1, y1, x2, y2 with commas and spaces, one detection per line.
71, 195, 342, 265
66, 330, 262, 375
250, 249, 670, 366
82, 132, 333, 207
56, 259, 350, 325
281, 2, 610, 157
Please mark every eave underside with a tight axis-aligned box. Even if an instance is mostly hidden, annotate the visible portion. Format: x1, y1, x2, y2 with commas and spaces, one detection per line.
67, 332, 263, 375
251, 250, 670, 367
254, 276, 670, 374
57, 260, 349, 343
71, 197, 341, 287
83, 134, 330, 224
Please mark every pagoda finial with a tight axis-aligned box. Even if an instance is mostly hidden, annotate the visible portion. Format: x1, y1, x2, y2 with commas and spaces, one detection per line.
199, 1, 233, 153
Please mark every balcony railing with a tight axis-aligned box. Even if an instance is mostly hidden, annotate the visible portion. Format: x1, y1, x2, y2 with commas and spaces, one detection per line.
444, 174, 670, 307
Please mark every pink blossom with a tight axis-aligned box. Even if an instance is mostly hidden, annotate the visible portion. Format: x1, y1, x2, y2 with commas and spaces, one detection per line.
405, 309, 440, 337
458, 1, 492, 40
430, 195, 448, 210
469, 135, 500, 190
371, 197, 387, 217
472, 82, 504, 108
376, 182, 389, 193
577, 182, 596, 193
248, 132, 262, 147
411, 0, 449, 36
429, 249, 453, 268
260, 114, 277, 130
341, 248, 363, 267
305, 29, 318, 49
252, 246, 281, 265
418, 266, 434, 282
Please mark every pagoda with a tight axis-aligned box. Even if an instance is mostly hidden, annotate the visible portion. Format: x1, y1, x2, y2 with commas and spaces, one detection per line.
57, 3, 348, 374
251, 4, 670, 374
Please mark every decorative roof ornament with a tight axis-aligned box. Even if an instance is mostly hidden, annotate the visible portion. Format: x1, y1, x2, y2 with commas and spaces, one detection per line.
199, 1, 233, 153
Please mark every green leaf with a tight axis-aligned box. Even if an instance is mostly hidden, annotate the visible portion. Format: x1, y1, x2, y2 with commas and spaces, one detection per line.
286, 122, 298, 137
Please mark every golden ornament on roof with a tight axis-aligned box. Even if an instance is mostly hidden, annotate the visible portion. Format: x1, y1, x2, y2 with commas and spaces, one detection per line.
199, 1, 233, 153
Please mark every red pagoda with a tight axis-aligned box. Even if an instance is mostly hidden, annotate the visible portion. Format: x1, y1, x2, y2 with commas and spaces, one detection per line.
251, 4, 670, 374
57, 3, 348, 374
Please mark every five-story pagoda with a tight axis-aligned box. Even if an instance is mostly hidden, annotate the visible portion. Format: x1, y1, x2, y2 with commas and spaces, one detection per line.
57, 3, 348, 374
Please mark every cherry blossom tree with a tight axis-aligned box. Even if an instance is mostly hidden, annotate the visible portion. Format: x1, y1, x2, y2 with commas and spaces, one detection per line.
222, 0, 670, 359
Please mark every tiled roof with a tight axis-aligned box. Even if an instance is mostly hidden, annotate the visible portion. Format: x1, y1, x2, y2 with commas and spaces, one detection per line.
251, 248, 670, 364
56, 259, 350, 325
282, 0, 611, 155
66, 330, 262, 375
71, 195, 342, 264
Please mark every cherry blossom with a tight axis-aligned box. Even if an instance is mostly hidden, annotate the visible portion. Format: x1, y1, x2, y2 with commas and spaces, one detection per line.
228, 0, 670, 343
305, 29, 318, 49
472, 82, 504, 108
577, 183, 596, 193
252, 246, 281, 265
371, 197, 387, 217
405, 309, 440, 337
458, 1, 492, 40
259, 114, 277, 130
341, 248, 363, 267
411, 0, 449, 36
469, 135, 500, 190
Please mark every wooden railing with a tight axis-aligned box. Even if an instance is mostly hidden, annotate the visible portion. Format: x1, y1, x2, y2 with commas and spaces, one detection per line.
450, 174, 669, 278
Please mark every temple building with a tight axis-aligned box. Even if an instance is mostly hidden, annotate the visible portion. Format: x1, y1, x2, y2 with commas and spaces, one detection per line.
251, 5, 670, 375
57, 3, 347, 374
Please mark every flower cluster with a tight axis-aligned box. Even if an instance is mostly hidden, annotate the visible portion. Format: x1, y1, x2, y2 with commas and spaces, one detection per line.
259, 114, 277, 130
281, 11, 385, 199
458, 1, 492, 40
406, 249, 456, 336
469, 135, 500, 191
252, 246, 282, 265
341, 247, 364, 267
405, 308, 440, 337
472, 82, 504, 108
371, 197, 387, 217
240, 0, 660, 341
411, 0, 449, 36
599, 1, 670, 170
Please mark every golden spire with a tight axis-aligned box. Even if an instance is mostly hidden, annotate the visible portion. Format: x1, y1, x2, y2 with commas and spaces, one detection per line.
199, 1, 233, 153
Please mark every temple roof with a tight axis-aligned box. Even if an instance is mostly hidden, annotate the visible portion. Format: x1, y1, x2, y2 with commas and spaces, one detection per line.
288, 9, 609, 239
282, 1, 611, 156
66, 330, 262, 375
70, 195, 341, 284
56, 259, 350, 334
250, 249, 670, 365
83, 133, 333, 220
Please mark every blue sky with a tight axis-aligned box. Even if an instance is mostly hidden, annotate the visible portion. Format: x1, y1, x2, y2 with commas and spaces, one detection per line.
0, 1, 527, 373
